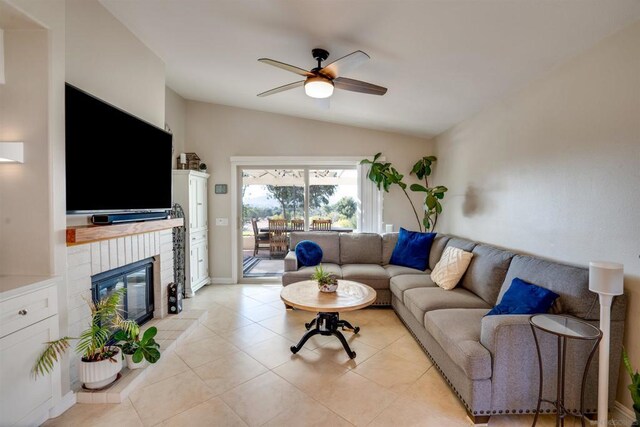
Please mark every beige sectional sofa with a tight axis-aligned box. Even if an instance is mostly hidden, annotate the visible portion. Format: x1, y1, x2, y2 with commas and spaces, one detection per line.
282, 231, 627, 424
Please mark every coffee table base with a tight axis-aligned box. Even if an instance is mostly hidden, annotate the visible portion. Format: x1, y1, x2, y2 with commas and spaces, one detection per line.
290, 312, 359, 359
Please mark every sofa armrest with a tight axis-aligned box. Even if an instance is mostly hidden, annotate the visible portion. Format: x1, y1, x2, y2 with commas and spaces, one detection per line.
480, 314, 533, 355
284, 251, 298, 272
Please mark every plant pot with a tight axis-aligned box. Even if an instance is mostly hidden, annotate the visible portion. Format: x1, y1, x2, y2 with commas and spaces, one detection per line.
78, 347, 123, 390
125, 353, 148, 370
318, 282, 338, 293
633, 409, 639, 427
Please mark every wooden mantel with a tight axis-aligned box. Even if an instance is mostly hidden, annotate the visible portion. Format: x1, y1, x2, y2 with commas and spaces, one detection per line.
66, 218, 184, 246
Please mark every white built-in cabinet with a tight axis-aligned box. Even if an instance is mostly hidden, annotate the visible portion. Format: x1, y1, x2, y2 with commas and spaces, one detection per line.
173, 170, 211, 296
0, 277, 61, 426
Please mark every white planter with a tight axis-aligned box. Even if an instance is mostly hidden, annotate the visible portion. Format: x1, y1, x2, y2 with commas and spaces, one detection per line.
124, 353, 148, 370
78, 347, 123, 390
319, 282, 338, 293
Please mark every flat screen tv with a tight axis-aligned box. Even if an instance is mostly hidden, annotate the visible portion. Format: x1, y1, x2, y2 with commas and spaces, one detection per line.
65, 83, 173, 213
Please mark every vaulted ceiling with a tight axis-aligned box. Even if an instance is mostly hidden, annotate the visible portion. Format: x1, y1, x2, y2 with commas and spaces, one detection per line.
101, 0, 640, 138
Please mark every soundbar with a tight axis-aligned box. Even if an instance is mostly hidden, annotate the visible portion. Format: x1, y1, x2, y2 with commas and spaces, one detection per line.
91, 211, 169, 225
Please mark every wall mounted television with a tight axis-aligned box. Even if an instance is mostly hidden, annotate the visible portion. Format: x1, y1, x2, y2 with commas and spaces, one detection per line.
65, 83, 173, 214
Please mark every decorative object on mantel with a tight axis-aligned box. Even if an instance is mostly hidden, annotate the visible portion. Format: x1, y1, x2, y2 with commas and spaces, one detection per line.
185, 152, 201, 170
33, 289, 138, 389
171, 203, 186, 298
177, 152, 188, 170
360, 153, 447, 232
199, 162, 208, 172
589, 261, 624, 427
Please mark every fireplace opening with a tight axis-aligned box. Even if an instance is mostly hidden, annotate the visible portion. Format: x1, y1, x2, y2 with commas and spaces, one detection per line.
91, 258, 155, 325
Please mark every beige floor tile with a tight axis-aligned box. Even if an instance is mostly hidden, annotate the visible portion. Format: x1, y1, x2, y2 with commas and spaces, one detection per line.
351, 323, 409, 349
220, 371, 309, 427
314, 336, 380, 368
273, 351, 349, 395
217, 296, 265, 312
129, 370, 214, 426
384, 334, 432, 367
182, 324, 217, 343
174, 334, 240, 368
139, 350, 190, 388
242, 335, 316, 369
192, 351, 268, 395
159, 397, 248, 426
43, 399, 143, 427
220, 322, 280, 349
201, 308, 254, 333
313, 371, 398, 426
400, 367, 469, 423
353, 349, 429, 393
368, 394, 468, 427
155, 318, 197, 331
489, 413, 579, 426
262, 398, 353, 427
237, 303, 283, 322
258, 311, 335, 350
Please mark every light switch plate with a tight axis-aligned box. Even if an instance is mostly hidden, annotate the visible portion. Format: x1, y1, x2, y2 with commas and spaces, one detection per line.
215, 218, 228, 226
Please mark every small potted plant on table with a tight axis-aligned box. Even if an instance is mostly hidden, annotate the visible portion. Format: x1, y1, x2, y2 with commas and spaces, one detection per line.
113, 324, 161, 369
311, 264, 338, 293
623, 348, 640, 426
33, 289, 140, 389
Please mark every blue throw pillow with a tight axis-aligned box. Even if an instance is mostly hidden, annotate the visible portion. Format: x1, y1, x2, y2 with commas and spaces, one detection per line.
295, 240, 323, 267
486, 277, 560, 316
389, 228, 436, 271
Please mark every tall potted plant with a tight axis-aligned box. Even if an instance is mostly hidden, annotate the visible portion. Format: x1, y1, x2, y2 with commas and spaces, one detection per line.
623, 348, 640, 425
33, 289, 137, 389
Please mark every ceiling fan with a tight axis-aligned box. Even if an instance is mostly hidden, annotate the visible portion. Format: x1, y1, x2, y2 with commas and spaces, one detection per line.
257, 48, 387, 99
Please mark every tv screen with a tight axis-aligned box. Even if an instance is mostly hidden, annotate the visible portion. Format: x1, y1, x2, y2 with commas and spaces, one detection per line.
65, 84, 173, 213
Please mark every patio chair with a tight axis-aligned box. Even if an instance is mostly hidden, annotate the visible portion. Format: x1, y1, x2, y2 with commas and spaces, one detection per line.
268, 218, 288, 258
251, 218, 270, 257
290, 219, 304, 231
311, 219, 332, 231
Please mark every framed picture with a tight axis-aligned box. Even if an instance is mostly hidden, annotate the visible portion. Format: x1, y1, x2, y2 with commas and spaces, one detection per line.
214, 184, 228, 194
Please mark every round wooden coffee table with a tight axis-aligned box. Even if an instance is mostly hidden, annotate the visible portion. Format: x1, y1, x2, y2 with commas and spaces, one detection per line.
280, 280, 377, 359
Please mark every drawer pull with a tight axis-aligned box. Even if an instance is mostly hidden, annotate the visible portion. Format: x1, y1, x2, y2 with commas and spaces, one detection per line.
18, 309, 28, 316
199, 259, 204, 263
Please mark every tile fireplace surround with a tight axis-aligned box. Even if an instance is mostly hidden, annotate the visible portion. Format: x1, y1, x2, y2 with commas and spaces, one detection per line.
66, 230, 174, 386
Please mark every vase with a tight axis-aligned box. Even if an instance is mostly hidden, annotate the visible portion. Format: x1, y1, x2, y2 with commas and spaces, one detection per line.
319, 282, 338, 293
79, 347, 123, 389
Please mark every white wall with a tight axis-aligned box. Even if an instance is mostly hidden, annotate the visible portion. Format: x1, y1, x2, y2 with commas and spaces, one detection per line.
434, 20, 640, 410
165, 86, 186, 158
185, 101, 434, 280
65, 0, 165, 128
0, 28, 50, 275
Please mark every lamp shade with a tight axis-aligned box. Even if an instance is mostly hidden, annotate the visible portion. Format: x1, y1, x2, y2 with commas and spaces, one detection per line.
304, 76, 334, 99
589, 261, 624, 295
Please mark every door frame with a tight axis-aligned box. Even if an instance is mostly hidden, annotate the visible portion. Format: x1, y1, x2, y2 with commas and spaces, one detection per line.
230, 156, 367, 284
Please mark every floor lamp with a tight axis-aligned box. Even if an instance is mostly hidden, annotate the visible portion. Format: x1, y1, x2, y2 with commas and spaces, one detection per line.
589, 261, 624, 427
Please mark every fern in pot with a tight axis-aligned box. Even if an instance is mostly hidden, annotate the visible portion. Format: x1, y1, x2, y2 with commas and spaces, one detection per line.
113, 324, 161, 370
33, 289, 137, 389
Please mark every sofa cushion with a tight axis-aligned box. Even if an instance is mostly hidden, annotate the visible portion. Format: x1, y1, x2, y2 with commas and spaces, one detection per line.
383, 264, 428, 277
340, 233, 382, 265
341, 264, 389, 290
390, 274, 436, 301
382, 232, 399, 265
429, 234, 451, 270
461, 244, 515, 305
295, 240, 323, 267
430, 246, 474, 290
403, 287, 491, 324
390, 228, 436, 271
290, 232, 340, 264
499, 255, 598, 320
424, 308, 492, 380
446, 237, 477, 253
487, 277, 559, 316
284, 263, 342, 282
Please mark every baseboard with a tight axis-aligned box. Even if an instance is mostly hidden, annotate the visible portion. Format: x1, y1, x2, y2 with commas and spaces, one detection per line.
210, 277, 235, 284
612, 401, 636, 425
49, 391, 76, 418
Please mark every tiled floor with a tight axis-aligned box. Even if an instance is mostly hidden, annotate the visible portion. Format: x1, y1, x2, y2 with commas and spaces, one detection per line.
45, 284, 591, 427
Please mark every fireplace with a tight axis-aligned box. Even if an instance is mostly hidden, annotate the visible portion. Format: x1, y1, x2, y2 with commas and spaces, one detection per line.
91, 258, 155, 325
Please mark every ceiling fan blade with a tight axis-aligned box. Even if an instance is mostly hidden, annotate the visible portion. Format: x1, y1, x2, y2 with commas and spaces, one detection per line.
258, 58, 313, 77
334, 77, 387, 96
257, 80, 305, 97
320, 50, 370, 79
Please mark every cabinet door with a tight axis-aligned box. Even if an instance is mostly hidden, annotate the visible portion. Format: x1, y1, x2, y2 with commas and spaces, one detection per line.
188, 177, 197, 230
198, 242, 209, 281
0, 316, 59, 426
194, 177, 207, 230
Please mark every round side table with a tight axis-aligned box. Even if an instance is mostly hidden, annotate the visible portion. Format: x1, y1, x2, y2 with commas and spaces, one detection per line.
529, 314, 602, 427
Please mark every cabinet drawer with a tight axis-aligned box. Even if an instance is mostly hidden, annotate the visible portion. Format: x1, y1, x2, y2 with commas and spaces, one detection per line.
189, 230, 207, 243
0, 286, 58, 338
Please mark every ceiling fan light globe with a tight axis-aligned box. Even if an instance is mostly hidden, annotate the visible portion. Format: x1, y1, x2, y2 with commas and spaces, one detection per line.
304, 77, 334, 99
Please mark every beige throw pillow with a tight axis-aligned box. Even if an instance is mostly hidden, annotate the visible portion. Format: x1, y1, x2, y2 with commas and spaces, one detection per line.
431, 246, 474, 290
